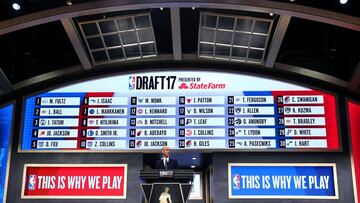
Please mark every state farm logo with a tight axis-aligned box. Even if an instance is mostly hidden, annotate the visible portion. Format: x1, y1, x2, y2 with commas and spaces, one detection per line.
178, 83, 189, 89
178, 82, 226, 90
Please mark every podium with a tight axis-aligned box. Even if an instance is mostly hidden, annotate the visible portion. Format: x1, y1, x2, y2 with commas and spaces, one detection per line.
140, 170, 194, 203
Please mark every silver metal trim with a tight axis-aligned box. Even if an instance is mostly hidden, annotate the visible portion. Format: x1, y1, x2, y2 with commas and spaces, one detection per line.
348, 61, 360, 91
95, 21, 111, 61
245, 19, 256, 62
1, 0, 360, 36
0, 68, 13, 93
265, 15, 291, 68
6, 54, 352, 92
61, 18, 93, 70
13, 65, 83, 90
170, 8, 182, 60
199, 12, 273, 63
275, 62, 349, 87
78, 13, 157, 65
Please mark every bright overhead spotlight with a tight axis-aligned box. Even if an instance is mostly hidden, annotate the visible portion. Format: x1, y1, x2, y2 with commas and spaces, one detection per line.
12, 3, 20, 10
290, 0, 296, 2
192, 7, 195, 10
66, 0, 72, 6
160, 7, 163, 11
340, 0, 348, 4
191, 165, 196, 169
269, 13, 274, 16
192, 157, 197, 160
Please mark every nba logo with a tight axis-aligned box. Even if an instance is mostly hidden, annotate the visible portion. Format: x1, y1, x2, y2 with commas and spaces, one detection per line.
128, 76, 136, 90
233, 174, 240, 189
28, 175, 36, 190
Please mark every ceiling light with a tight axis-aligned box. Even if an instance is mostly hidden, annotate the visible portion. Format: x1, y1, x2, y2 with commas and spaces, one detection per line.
191, 165, 196, 168
269, 13, 274, 16
66, 0, 72, 6
192, 157, 197, 160
12, 3, 20, 10
290, 0, 296, 2
192, 7, 195, 10
160, 7, 163, 11
340, 0, 348, 4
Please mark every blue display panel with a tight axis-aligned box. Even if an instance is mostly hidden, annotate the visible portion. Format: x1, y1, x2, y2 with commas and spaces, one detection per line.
228, 163, 338, 199
0, 104, 13, 203
20, 71, 340, 151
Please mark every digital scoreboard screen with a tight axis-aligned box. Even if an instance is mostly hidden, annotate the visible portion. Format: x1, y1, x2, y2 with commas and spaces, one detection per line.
20, 71, 340, 151
0, 104, 13, 203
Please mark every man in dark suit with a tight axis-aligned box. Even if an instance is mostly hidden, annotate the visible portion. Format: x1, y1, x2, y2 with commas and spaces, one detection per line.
156, 146, 178, 169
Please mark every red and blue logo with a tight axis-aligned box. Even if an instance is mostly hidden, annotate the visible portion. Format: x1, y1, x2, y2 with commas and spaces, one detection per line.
233, 174, 240, 189
28, 175, 37, 190
128, 76, 136, 90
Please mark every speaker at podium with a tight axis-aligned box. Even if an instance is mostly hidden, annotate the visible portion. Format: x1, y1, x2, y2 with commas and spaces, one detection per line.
140, 170, 194, 203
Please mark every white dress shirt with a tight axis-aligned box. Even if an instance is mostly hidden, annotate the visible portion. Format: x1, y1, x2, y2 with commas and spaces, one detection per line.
163, 157, 169, 168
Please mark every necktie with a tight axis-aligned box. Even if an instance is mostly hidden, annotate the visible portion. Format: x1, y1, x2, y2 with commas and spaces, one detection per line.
164, 158, 168, 169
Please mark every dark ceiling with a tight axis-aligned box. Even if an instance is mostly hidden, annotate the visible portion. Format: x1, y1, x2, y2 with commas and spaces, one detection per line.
0, 21, 80, 83
0, 0, 359, 94
0, 0, 359, 20
277, 17, 360, 81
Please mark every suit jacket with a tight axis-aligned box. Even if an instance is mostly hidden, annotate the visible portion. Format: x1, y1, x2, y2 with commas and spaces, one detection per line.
156, 158, 178, 170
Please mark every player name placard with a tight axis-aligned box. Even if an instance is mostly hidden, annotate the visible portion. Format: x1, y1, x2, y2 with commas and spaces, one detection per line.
36, 118, 79, 127
85, 140, 126, 149
38, 108, 80, 116
85, 129, 127, 137
284, 139, 327, 148
233, 96, 274, 104
132, 129, 176, 137
232, 106, 274, 115
34, 140, 78, 149
131, 107, 176, 116
180, 139, 226, 149
232, 139, 276, 149
87, 97, 128, 106
284, 117, 325, 126
283, 106, 325, 115
283, 128, 326, 137
38, 97, 80, 106
182, 96, 225, 105
131, 118, 176, 126
87, 107, 127, 116
231, 117, 275, 126
182, 107, 225, 115
133, 97, 176, 105
37, 129, 78, 138
180, 117, 225, 126
282, 95, 324, 104
181, 128, 226, 137
85, 118, 127, 127
129, 140, 176, 149
231, 128, 276, 137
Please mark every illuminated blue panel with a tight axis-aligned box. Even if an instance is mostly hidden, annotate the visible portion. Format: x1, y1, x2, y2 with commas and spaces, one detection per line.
0, 104, 13, 203
229, 163, 337, 199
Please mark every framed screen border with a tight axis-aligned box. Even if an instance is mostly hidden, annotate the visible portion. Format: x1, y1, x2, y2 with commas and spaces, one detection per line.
21, 163, 128, 199
227, 163, 339, 199
0, 101, 15, 203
